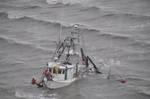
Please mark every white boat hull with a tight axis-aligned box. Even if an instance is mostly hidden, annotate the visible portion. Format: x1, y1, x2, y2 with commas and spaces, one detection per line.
45, 78, 78, 89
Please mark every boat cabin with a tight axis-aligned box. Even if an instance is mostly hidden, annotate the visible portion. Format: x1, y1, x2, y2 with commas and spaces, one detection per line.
45, 62, 77, 81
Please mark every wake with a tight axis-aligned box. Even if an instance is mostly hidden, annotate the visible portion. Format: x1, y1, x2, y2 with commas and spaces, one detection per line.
15, 88, 58, 99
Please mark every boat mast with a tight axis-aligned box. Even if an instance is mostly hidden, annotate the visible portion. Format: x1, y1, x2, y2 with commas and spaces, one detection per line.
59, 23, 62, 42
58, 3, 64, 43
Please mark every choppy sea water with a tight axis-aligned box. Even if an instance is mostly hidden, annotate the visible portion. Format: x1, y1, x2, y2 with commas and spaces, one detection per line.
0, 0, 150, 99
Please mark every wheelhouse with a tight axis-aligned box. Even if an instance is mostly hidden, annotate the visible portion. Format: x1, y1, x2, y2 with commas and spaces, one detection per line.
46, 62, 77, 81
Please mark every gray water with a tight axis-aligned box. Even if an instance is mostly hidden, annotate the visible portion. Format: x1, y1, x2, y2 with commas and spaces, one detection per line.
0, 0, 150, 99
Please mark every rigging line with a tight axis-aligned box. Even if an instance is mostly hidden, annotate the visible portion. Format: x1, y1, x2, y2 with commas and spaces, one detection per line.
59, 21, 62, 42
51, 4, 64, 61
80, 29, 86, 56
58, 2, 64, 42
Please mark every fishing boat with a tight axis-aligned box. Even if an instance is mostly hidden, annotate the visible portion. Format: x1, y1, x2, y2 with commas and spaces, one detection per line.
31, 24, 102, 89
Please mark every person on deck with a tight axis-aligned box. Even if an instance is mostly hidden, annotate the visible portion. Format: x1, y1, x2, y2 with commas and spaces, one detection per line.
43, 68, 52, 81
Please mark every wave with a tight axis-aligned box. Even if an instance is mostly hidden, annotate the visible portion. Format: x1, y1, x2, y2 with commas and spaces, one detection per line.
127, 85, 150, 97
0, 11, 100, 33
21, 5, 41, 9
134, 86, 150, 97
15, 88, 58, 99
0, 3, 17, 9
79, 6, 100, 12
0, 35, 10, 43
8, 14, 100, 32
0, 12, 9, 19
97, 33, 131, 41
130, 40, 150, 50
139, 87, 150, 97
0, 0, 11, 2
127, 76, 150, 82
47, 0, 150, 22
0, 35, 38, 54
102, 12, 150, 21
126, 76, 150, 96
46, 0, 90, 5
45, 0, 150, 20
98, 32, 150, 50
0, 35, 53, 54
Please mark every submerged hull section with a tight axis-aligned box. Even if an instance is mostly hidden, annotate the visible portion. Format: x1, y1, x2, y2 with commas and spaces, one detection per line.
45, 78, 78, 89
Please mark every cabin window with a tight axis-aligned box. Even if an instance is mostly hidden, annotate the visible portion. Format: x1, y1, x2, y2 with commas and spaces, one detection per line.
62, 70, 65, 74
58, 69, 61, 74
53, 68, 58, 74
52, 67, 65, 74
48, 68, 52, 72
